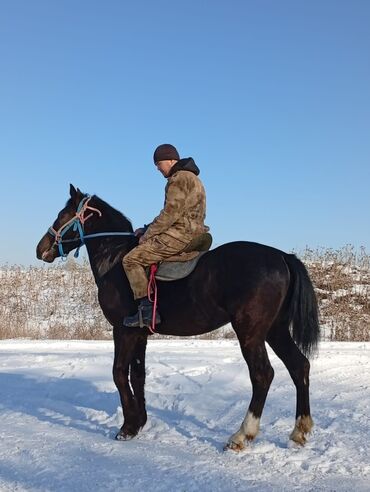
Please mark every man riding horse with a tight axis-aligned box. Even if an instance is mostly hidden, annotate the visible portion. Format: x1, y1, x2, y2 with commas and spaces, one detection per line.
122, 144, 208, 328
36, 176, 319, 447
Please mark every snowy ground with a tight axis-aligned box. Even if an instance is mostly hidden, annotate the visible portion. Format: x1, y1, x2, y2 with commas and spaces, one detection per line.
0, 340, 369, 492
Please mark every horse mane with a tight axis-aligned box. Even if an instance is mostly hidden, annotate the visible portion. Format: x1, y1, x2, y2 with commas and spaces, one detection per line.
91, 195, 134, 232
65, 194, 134, 232
69, 194, 136, 279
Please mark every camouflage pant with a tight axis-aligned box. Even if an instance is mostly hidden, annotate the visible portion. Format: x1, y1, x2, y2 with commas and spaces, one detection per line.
122, 235, 187, 299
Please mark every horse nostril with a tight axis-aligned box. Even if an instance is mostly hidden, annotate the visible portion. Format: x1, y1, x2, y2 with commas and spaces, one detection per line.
40, 250, 55, 263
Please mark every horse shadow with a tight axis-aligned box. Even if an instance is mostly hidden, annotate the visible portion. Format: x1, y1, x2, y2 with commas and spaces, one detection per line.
0, 372, 120, 438
0, 371, 235, 450
146, 403, 224, 450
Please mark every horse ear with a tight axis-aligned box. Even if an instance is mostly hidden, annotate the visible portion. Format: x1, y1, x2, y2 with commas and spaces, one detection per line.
70, 184, 77, 198
76, 187, 83, 195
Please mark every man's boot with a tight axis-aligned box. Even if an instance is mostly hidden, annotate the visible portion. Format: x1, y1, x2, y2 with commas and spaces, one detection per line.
123, 297, 161, 328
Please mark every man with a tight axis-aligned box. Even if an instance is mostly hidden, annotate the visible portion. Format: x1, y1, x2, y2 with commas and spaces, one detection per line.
122, 143, 208, 328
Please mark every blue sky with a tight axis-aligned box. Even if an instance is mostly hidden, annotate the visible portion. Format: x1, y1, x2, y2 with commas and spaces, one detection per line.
1, 0, 369, 265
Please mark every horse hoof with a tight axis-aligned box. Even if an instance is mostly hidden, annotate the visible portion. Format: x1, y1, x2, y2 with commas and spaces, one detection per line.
289, 432, 307, 446
289, 415, 313, 446
115, 429, 137, 441
223, 440, 245, 452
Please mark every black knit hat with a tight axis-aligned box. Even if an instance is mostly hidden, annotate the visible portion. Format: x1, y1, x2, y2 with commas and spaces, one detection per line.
153, 144, 180, 163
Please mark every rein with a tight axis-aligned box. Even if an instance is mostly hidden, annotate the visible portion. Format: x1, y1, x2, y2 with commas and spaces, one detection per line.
48, 195, 135, 259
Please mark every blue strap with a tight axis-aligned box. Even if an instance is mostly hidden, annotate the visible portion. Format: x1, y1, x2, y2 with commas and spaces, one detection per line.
82, 232, 135, 239
60, 232, 135, 243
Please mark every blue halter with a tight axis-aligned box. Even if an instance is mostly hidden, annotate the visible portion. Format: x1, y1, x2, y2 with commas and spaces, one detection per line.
48, 195, 135, 260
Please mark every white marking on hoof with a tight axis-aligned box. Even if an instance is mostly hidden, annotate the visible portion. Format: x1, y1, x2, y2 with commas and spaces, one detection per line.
226, 411, 260, 451
241, 411, 260, 441
290, 415, 313, 445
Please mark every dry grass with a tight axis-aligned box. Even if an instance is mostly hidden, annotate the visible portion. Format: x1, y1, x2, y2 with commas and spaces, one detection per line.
299, 245, 370, 341
0, 260, 111, 340
1, 246, 369, 341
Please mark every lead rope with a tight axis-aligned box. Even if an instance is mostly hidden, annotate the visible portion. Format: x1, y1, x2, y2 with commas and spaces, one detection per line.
147, 264, 158, 334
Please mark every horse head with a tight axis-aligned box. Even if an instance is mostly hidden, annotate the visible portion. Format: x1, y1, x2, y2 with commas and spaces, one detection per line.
36, 184, 102, 263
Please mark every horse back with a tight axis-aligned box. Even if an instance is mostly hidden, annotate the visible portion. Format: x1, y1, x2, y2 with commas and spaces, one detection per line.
156, 241, 291, 336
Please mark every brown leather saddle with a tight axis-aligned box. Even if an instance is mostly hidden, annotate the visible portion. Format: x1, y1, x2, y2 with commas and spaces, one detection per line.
154, 232, 212, 282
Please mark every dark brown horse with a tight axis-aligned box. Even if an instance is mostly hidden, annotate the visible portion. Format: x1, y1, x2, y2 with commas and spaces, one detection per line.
36, 185, 320, 451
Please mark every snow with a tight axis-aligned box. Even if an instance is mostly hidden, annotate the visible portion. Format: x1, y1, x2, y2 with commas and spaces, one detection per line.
0, 339, 369, 492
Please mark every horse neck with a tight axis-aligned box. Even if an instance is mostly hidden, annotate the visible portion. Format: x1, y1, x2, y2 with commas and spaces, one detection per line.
82, 197, 136, 281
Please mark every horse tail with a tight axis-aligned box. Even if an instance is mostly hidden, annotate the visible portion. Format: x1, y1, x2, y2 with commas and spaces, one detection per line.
282, 254, 320, 357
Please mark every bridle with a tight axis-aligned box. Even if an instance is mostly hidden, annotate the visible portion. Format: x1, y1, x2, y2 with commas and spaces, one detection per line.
47, 194, 157, 332
48, 195, 135, 259
48, 196, 103, 259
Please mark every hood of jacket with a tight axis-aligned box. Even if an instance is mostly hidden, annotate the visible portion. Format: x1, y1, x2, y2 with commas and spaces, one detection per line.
167, 157, 200, 177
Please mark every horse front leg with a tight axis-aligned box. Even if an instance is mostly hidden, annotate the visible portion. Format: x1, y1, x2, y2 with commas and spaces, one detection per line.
129, 334, 148, 430
112, 327, 142, 440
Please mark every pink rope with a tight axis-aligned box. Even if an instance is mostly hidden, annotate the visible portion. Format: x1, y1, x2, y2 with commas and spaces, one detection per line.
52, 197, 102, 240
147, 264, 158, 334
77, 199, 102, 224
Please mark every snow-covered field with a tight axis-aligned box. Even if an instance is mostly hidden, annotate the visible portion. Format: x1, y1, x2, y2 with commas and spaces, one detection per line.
0, 340, 369, 492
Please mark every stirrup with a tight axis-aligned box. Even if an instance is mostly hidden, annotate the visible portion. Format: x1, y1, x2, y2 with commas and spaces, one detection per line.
123, 302, 161, 328
138, 307, 144, 328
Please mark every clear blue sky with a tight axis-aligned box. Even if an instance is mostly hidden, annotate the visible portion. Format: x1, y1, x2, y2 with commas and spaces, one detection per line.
1, 0, 369, 265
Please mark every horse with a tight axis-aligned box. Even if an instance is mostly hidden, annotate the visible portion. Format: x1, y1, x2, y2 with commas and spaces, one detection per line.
36, 184, 320, 451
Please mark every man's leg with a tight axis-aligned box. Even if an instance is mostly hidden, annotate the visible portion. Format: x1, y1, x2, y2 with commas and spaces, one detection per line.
122, 236, 186, 327
122, 249, 150, 300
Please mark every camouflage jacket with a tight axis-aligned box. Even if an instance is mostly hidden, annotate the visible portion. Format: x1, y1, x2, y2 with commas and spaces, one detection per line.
143, 158, 207, 248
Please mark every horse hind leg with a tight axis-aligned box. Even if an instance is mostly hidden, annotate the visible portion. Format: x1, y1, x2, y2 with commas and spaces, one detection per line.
225, 335, 274, 452
290, 415, 314, 446
267, 324, 313, 445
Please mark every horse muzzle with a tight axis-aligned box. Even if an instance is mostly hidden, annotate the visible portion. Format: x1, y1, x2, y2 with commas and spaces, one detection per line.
40, 249, 57, 263
36, 234, 58, 263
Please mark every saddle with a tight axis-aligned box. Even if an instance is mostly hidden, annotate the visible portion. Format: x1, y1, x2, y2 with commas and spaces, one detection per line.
153, 232, 212, 282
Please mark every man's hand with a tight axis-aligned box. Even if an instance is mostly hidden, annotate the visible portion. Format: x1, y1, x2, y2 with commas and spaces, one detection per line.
134, 227, 145, 237
135, 227, 147, 245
